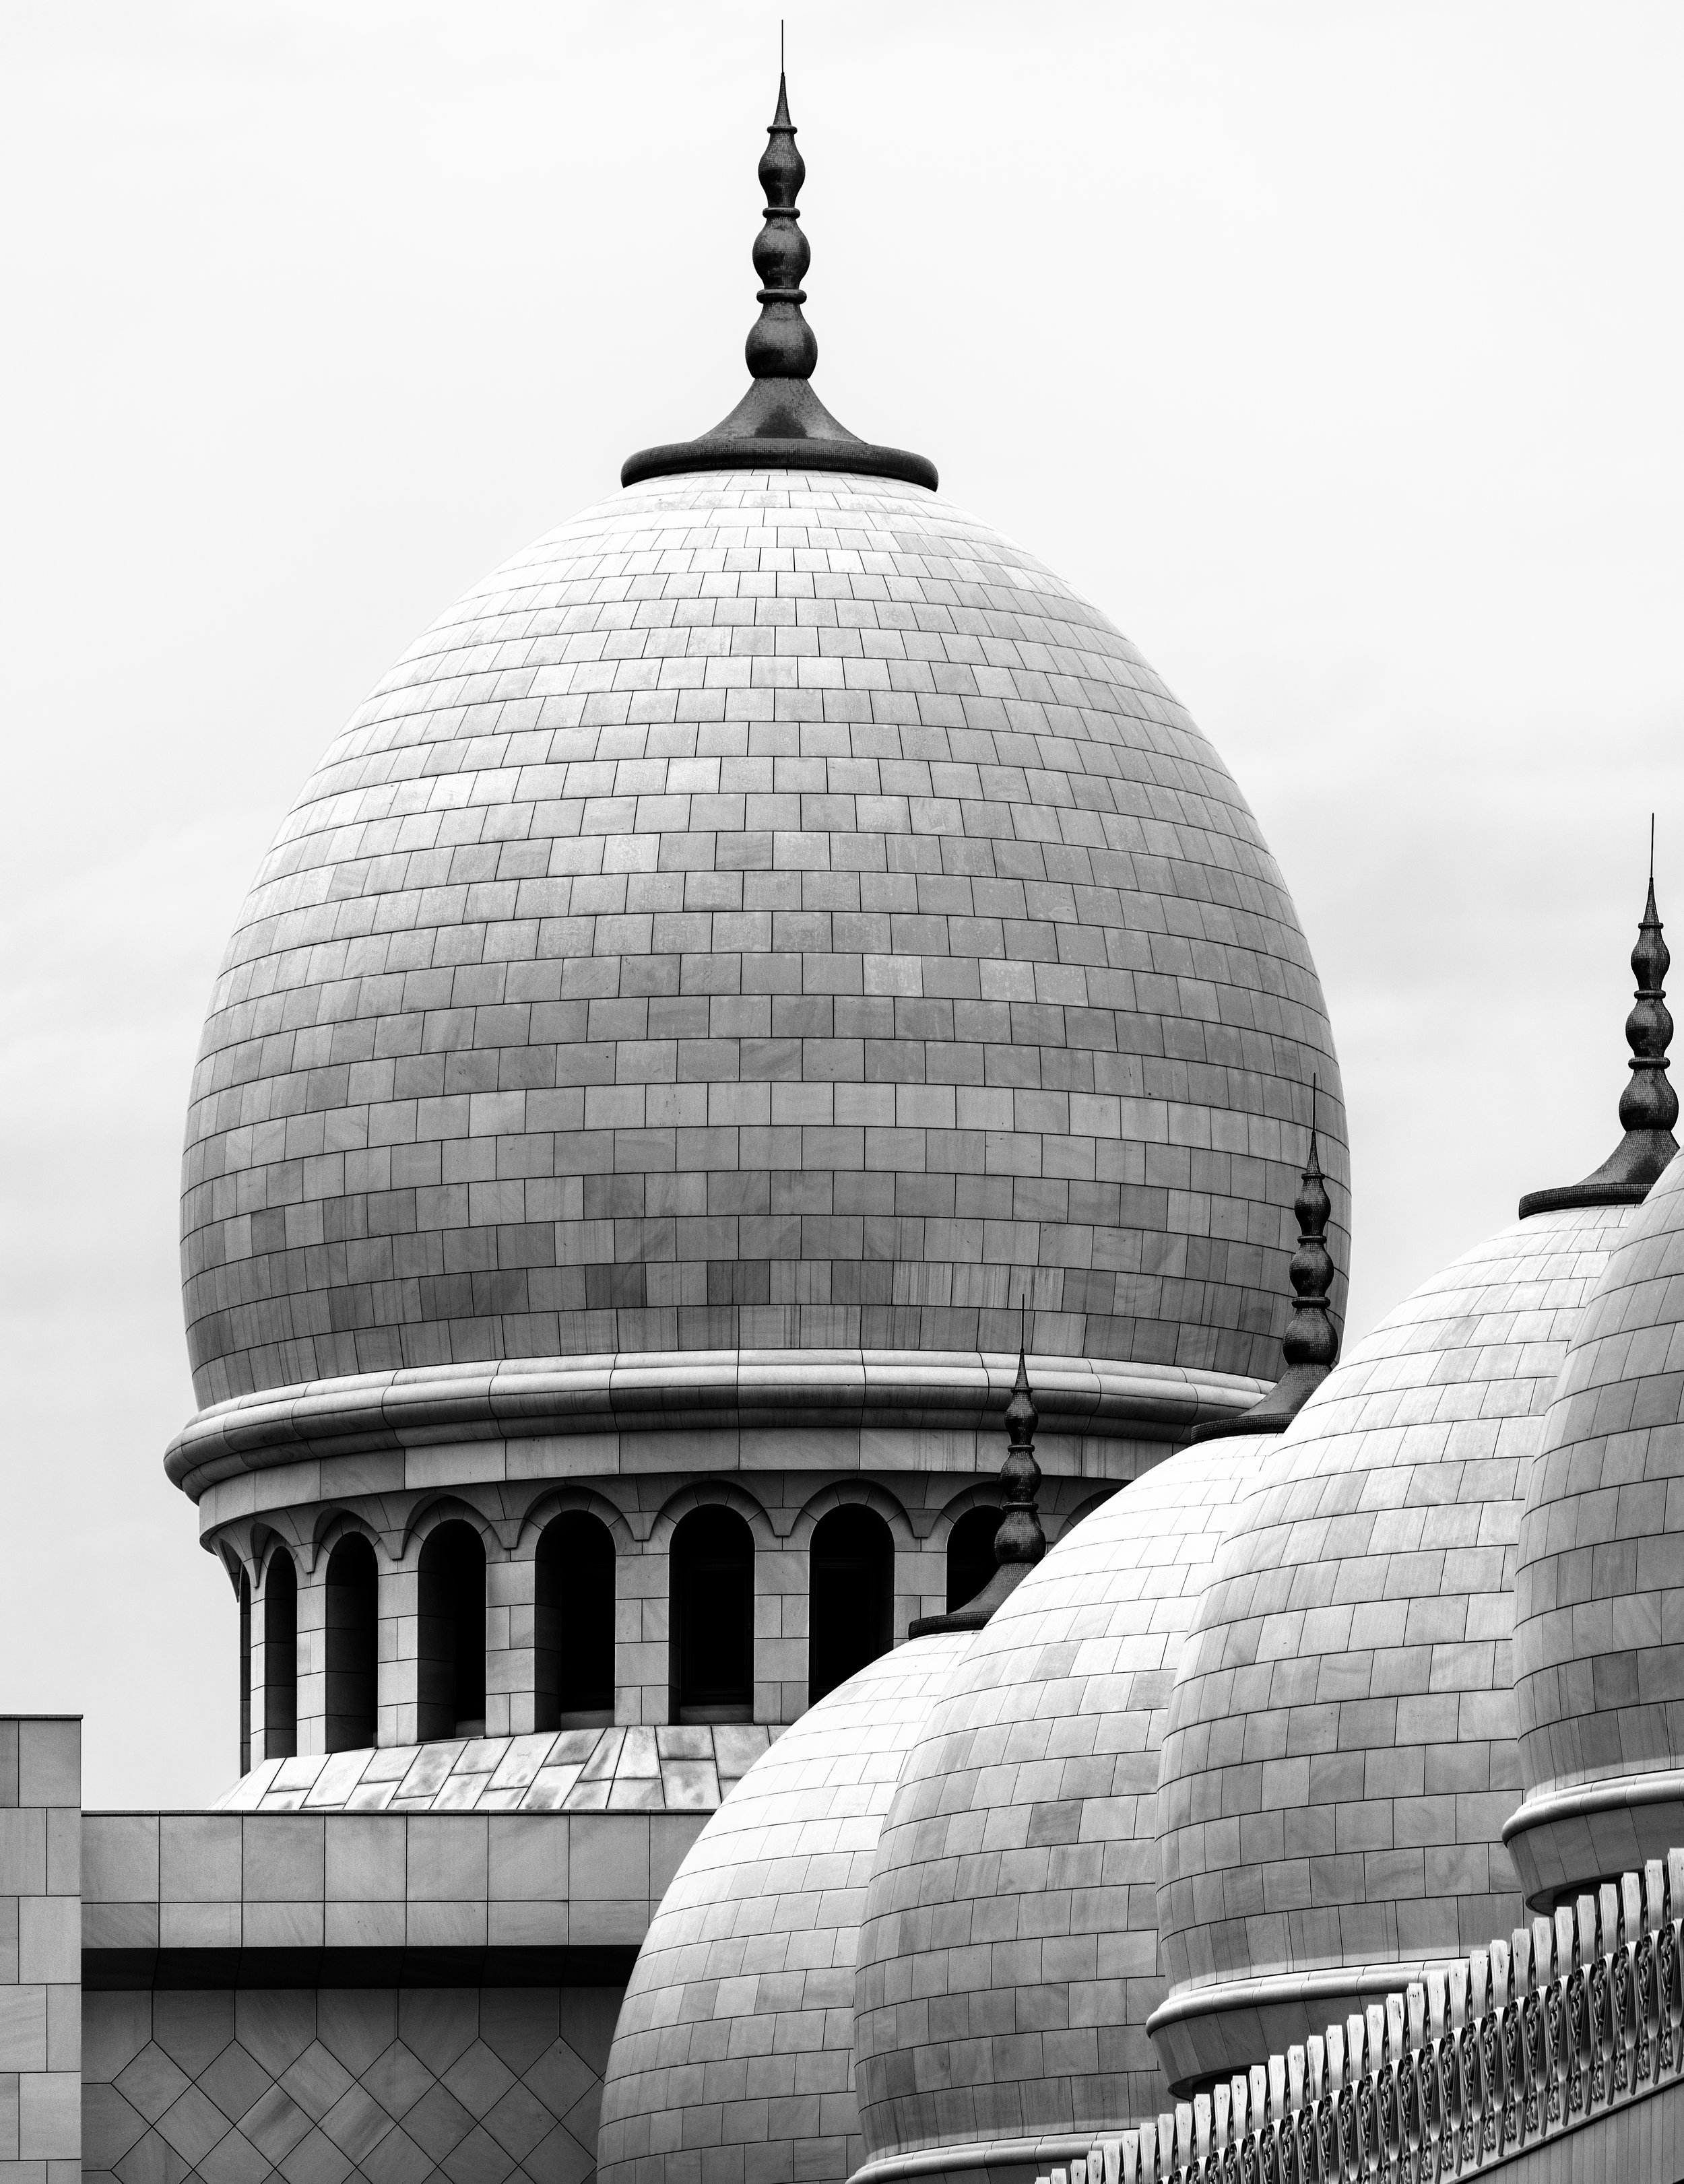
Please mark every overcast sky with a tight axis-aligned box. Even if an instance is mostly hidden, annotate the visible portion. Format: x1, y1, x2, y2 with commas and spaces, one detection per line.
3, 1, 1681, 1806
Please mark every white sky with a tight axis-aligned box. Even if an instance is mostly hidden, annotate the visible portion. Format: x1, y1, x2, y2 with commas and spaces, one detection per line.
2, 1, 1681, 1806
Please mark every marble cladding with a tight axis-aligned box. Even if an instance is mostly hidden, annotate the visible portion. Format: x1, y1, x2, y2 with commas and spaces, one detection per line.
597, 1632, 973, 2184
1506, 1153, 1684, 1902
82, 1808, 694, 1958
1515, 1154, 1684, 1799
180, 471, 1349, 1408
850, 1436, 1275, 2170
1151, 1203, 1636, 2086
0, 1718, 80, 2184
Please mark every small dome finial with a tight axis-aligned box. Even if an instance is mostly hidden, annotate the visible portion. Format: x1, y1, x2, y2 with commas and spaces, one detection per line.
621, 57, 936, 492
1192, 1078, 1340, 1441
908, 1300, 1047, 1636
1519, 843, 1679, 1218
744, 69, 818, 380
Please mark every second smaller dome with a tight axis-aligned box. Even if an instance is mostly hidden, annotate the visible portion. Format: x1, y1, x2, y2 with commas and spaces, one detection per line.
597, 1630, 972, 2184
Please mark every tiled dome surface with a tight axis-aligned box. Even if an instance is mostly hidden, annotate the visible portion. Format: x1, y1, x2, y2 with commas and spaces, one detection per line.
1514, 1153, 1684, 1796
596, 1630, 972, 2184
1155, 1203, 1635, 2039
181, 470, 1348, 1408
851, 1436, 1274, 2162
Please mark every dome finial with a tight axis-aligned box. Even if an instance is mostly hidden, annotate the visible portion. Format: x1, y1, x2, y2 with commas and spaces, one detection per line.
1519, 840, 1679, 1217
908, 1296, 1047, 1635
621, 55, 936, 491
744, 54, 818, 380
1192, 1076, 1340, 1441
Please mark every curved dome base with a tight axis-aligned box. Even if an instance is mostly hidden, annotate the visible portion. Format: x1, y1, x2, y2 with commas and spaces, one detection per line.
1505, 1771, 1684, 1912
849, 2136, 1111, 2184
1145, 1962, 1450, 2095
166, 1348, 1268, 1500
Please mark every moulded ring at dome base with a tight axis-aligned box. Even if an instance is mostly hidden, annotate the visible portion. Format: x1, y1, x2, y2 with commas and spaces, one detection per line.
1144, 1961, 1456, 2096
1503, 1769, 1684, 1913
847, 2136, 1117, 2184
163, 1347, 1270, 1500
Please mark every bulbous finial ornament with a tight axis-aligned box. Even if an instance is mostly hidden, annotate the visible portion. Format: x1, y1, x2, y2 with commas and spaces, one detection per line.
1193, 1082, 1341, 1441
992, 1338, 1047, 1571
909, 1310, 1047, 1635
1520, 846, 1680, 1217
620, 63, 936, 492
746, 75, 819, 380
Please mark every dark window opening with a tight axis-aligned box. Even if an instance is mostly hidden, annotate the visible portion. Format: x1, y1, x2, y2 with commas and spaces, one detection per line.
325, 1534, 379, 1752
810, 1506, 893, 1706
238, 1570, 251, 1777
946, 1505, 1001, 1615
262, 1550, 298, 1761
671, 1506, 754, 1723
418, 1520, 486, 1741
536, 1512, 616, 1729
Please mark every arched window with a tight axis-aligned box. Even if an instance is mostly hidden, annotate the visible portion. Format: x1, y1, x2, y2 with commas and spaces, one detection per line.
238, 1569, 252, 1777
417, 1520, 486, 1742
535, 1513, 616, 1730
809, 1506, 893, 1706
946, 1505, 1001, 1616
671, 1506, 753, 1724
262, 1549, 298, 1761
325, 1534, 379, 1752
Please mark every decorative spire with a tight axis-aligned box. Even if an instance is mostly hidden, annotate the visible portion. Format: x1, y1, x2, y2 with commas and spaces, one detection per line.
1519, 849, 1679, 1218
621, 64, 936, 492
1192, 1082, 1340, 1441
745, 74, 818, 380
909, 1310, 1047, 1636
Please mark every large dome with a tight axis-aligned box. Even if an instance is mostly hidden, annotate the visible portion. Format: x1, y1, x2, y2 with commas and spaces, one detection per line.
1151, 1201, 1635, 2088
181, 470, 1347, 1410
851, 1433, 1276, 2181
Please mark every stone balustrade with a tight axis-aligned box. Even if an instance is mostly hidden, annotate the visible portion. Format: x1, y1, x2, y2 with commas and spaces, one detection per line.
1035, 1851, 1684, 2184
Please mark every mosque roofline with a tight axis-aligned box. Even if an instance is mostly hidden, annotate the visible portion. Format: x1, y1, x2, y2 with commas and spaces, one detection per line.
620, 68, 938, 493
162, 1348, 1270, 1500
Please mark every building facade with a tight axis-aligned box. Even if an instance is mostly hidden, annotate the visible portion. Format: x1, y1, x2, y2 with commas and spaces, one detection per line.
5, 61, 1676, 2184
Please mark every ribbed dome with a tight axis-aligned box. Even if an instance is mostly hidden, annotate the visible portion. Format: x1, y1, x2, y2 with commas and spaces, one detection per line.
850, 1436, 1275, 2179
1508, 1152, 1684, 1900
1151, 1201, 1635, 2088
597, 1630, 972, 2184
181, 470, 1347, 1410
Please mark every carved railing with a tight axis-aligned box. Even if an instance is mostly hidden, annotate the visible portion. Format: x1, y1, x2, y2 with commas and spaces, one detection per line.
1039, 1853, 1684, 2184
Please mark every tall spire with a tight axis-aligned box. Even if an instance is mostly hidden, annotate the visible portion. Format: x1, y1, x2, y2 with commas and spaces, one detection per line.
622, 63, 936, 492
1192, 1084, 1340, 1441
909, 1320, 1047, 1636
1519, 854, 1679, 1218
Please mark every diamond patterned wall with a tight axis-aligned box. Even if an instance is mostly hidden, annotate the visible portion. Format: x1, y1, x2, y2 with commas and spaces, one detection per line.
82, 1986, 620, 2184
181, 469, 1348, 1409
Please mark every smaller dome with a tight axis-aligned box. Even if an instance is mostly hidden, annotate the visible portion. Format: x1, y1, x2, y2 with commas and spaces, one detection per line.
1152, 1201, 1634, 2090
851, 1436, 1276, 2183
1509, 1150, 1684, 1902
597, 1631, 971, 2184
